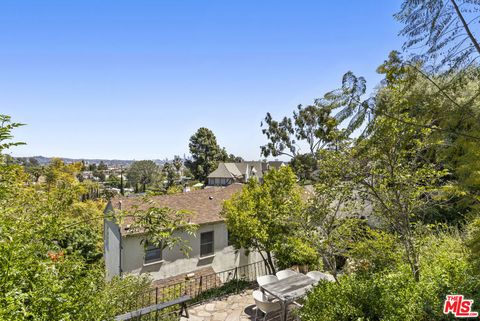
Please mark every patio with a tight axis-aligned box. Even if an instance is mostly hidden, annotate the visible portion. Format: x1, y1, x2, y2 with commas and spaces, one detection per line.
180, 289, 294, 321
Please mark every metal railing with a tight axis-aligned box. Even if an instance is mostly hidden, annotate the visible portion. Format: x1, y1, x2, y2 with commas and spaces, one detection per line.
115, 260, 268, 320
136, 260, 268, 307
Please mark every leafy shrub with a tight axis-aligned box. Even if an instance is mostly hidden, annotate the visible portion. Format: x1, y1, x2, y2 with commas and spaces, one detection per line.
301, 233, 480, 321
274, 236, 320, 270
466, 217, 480, 273
345, 228, 401, 274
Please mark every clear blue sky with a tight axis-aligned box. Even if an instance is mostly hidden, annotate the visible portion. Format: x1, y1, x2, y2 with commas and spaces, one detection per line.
2, 0, 404, 160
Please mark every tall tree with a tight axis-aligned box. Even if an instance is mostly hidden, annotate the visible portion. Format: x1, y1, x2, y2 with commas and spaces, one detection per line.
126, 160, 160, 193
304, 144, 364, 278
162, 162, 179, 189
172, 155, 183, 175
185, 127, 227, 182
260, 104, 342, 181
353, 94, 448, 282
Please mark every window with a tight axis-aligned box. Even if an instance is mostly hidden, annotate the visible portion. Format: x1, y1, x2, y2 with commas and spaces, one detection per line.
200, 231, 214, 257
144, 242, 162, 263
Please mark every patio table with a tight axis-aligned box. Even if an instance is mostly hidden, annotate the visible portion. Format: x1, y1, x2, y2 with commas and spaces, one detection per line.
261, 273, 316, 320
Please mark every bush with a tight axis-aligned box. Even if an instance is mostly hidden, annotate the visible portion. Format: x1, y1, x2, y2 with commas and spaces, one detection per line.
300, 233, 480, 321
274, 236, 320, 270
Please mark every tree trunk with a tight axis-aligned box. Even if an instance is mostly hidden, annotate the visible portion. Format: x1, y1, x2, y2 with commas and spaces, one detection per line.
258, 251, 273, 275
266, 251, 276, 275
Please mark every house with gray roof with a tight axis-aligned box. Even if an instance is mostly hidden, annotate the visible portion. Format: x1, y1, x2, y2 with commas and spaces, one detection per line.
207, 161, 285, 186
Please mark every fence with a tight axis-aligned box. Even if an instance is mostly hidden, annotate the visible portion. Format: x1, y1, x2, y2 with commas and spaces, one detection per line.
118, 260, 268, 320
137, 260, 268, 307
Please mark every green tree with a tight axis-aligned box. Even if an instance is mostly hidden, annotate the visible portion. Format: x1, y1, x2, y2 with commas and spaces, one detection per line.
0, 116, 151, 320
185, 127, 227, 182
225, 153, 243, 163
172, 155, 183, 175
121, 205, 198, 256
162, 162, 179, 189
260, 104, 342, 181
304, 144, 365, 277
20, 158, 44, 183
126, 160, 160, 193
97, 161, 108, 171
106, 174, 121, 189
92, 169, 106, 182
0, 115, 25, 155
354, 112, 447, 282
222, 166, 307, 273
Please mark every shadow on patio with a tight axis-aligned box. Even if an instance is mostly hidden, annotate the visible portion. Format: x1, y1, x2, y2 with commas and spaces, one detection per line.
181, 289, 298, 321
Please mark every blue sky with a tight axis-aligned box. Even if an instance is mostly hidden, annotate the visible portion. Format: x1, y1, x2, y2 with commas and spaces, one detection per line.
2, 0, 403, 160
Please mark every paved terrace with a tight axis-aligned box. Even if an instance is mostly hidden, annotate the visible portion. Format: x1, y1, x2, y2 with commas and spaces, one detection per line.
180, 289, 298, 321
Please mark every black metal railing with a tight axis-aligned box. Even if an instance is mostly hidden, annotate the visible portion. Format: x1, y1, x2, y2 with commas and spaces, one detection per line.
118, 260, 268, 320
138, 260, 267, 306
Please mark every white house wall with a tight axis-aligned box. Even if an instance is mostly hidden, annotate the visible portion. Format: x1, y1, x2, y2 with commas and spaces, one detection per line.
103, 202, 122, 281
120, 222, 255, 281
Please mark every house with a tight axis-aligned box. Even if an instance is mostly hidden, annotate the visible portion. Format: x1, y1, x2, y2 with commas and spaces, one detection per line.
103, 183, 261, 281
207, 161, 285, 186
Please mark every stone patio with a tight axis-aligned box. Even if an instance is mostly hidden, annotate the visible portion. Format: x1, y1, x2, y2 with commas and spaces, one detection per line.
180, 289, 298, 321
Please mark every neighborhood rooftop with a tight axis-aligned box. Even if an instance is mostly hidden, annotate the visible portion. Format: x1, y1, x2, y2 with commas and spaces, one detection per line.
109, 183, 244, 234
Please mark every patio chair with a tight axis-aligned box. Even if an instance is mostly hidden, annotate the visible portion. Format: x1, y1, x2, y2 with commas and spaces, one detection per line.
275, 269, 298, 280
257, 275, 279, 301
253, 290, 283, 321
306, 271, 335, 283
257, 275, 279, 287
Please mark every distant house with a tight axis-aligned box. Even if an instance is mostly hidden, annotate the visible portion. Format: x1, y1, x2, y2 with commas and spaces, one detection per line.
207, 161, 285, 186
103, 184, 261, 282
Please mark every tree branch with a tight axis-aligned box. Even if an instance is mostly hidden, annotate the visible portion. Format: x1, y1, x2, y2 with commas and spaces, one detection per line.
450, 0, 480, 55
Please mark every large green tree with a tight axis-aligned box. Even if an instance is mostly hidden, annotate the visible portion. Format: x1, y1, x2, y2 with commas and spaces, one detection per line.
126, 160, 160, 193
222, 166, 309, 274
185, 127, 228, 182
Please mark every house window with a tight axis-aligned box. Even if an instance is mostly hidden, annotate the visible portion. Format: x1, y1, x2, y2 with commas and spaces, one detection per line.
144, 242, 162, 263
200, 231, 214, 257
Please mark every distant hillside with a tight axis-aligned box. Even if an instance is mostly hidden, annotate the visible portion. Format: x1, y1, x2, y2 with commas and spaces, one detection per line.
16, 156, 169, 167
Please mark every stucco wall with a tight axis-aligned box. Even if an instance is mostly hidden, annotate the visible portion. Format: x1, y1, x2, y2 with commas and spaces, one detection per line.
120, 222, 256, 280
104, 202, 122, 280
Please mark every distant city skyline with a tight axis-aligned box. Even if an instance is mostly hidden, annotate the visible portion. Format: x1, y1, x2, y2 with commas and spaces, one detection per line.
2, 0, 403, 160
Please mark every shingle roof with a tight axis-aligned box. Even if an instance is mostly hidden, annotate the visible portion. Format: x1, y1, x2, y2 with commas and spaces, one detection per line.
207, 163, 238, 179
209, 161, 266, 180
109, 184, 244, 235
268, 161, 285, 170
